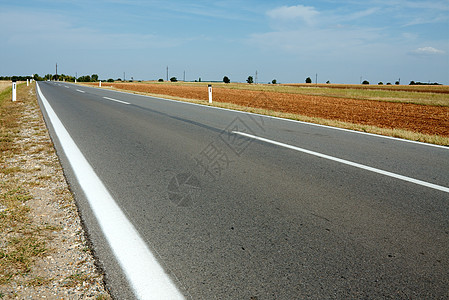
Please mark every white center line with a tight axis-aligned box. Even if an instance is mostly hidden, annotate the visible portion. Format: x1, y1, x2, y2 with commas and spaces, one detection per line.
103, 96, 130, 105
233, 131, 449, 194
37, 83, 184, 299
76, 89, 85, 93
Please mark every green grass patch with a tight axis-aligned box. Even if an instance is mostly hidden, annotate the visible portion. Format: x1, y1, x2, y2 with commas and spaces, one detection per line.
26, 275, 53, 287
62, 272, 92, 287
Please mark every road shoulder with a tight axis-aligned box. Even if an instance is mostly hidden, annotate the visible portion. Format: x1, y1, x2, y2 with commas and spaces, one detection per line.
0, 83, 111, 298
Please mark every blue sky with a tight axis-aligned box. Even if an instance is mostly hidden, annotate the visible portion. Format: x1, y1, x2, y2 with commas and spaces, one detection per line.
1, 0, 448, 84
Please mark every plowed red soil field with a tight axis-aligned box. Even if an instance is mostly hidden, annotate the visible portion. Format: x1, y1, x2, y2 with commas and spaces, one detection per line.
89, 82, 449, 137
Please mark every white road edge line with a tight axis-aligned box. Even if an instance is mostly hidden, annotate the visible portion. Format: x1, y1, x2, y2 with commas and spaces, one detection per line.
233, 131, 449, 194
36, 83, 184, 299
103, 96, 130, 105
76, 89, 85, 93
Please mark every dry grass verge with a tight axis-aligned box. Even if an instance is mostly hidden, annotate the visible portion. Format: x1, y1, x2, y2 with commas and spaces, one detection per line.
0, 83, 110, 299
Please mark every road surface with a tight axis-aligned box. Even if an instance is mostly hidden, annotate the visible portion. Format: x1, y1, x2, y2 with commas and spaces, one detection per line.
37, 81, 449, 299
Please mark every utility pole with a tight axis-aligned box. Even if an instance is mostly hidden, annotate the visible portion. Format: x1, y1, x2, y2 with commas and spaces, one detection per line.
316, 73, 318, 85
124, 72, 125, 81
255, 71, 258, 84
166, 66, 169, 81
56, 63, 58, 81
183, 70, 186, 82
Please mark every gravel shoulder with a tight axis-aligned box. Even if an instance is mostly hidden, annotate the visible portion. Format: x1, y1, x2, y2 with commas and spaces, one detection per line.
0, 83, 111, 299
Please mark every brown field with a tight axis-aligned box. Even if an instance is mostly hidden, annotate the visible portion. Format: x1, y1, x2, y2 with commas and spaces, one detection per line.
284, 83, 449, 94
84, 82, 449, 140
0, 81, 12, 92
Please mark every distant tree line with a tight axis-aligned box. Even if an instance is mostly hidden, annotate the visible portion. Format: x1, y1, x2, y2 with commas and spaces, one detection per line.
0, 73, 108, 82
2, 74, 443, 86
0, 75, 34, 81
409, 81, 441, 85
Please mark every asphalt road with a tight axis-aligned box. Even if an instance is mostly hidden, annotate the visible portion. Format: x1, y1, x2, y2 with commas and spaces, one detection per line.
37, 81, 449, 299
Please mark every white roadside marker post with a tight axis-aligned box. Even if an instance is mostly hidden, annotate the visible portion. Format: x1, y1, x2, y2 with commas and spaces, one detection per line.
208, 84, 212, 104
12, 80, 17, 102
99, 81, 102, 87
27, 79, 29, 86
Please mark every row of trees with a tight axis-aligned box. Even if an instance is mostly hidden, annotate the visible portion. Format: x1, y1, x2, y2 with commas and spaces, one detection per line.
409, 81, 442, 86
0, 73, 108, 82
220, 76, 278, 84
362, 80, 441, 85
0, 75, 34, 81
1, 74, 442, 86
158, 75, 442, 86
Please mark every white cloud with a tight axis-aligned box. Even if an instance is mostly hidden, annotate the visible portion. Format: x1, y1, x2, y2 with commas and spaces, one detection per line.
267, 5, 319, 26
248, 26, 385, 58
412, 46, 445, 55
343, 7, 380, 22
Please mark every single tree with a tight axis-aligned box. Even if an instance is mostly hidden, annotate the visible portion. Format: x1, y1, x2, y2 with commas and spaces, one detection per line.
170, 77, 177, 82
378, 82, 383, 85
158, 78, 164, 82
362, 80, 370, 85
247, 76, 254, 84
223, 76, 230, 84
305, 77, 312, 83
91, 74, 99, 82
272, 79, 277, 84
